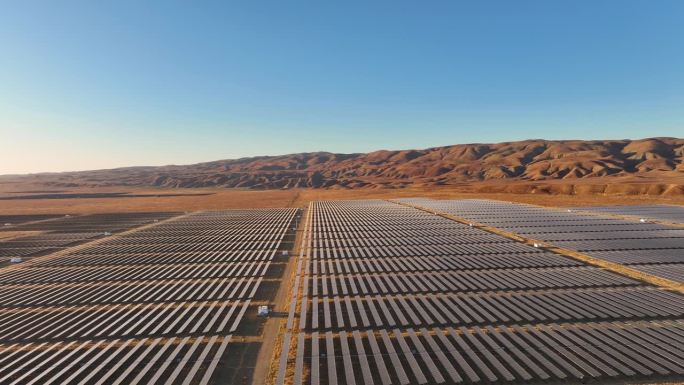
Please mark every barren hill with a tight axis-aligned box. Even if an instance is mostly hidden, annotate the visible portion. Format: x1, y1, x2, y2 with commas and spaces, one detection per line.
6, 138, 684, 190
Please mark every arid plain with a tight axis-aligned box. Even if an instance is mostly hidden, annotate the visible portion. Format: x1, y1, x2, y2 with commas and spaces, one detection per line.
1, 179, 684, 215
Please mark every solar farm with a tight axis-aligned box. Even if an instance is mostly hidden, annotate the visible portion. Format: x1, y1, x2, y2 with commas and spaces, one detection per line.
1, 199, 683, 385
275, 199, 684, 385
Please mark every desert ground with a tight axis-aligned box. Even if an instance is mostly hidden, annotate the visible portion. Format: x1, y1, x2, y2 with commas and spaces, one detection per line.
1, 178, 683, 215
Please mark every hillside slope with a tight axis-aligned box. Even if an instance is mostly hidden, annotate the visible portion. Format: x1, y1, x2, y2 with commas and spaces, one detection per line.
6, 138, 684, 190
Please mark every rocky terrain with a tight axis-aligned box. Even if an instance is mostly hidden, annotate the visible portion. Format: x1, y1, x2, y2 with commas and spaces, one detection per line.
4, 138, 683, 191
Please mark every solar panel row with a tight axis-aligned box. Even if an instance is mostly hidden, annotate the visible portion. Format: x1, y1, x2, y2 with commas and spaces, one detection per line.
308, 252, 581, 273
2, 213, 180, 234
31, 248, 277, 267
589, 249, 684, 265
0, 277, 261, 307
569, 204, 684, 225
0, 214, 64, 226
631, 264, 684, 283
0, 260, 271, 284
307, 266, 638, 296
532, 229, 684, 241
300, 287, 683, 331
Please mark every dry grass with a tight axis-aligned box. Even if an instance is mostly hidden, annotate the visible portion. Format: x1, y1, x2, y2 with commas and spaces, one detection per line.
0, 231, 43, 240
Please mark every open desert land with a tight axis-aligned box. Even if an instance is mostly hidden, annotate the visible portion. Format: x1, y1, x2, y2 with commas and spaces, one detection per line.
1, 180, 684, 215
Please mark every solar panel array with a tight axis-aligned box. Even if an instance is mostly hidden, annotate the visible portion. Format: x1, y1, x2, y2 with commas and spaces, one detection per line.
0, 214, 64, 227
0, 208, 298, 385
568, 204, 684, 225
0, 213, 178, 266
2, 212, 179, 233
0, 233, 99, 258
276, 199, 684, 385
404, 199, 684, 284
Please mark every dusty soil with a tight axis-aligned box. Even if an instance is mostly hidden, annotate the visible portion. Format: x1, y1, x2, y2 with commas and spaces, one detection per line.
254, 215, 304, 385
0, 182, 683, 215
0, 187, 301, 214
0, 231, 44, 240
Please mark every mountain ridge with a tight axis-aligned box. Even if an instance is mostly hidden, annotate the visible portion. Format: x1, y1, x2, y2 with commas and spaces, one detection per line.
6, 138, 684, 190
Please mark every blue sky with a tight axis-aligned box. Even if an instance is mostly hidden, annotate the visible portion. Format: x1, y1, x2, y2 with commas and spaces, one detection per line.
1, 1, 682, 174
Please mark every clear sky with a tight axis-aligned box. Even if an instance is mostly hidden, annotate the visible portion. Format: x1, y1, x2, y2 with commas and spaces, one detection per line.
1, 1, 682, 174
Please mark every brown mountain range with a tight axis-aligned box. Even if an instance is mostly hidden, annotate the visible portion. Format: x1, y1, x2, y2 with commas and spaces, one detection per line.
6, 138, 684, 191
